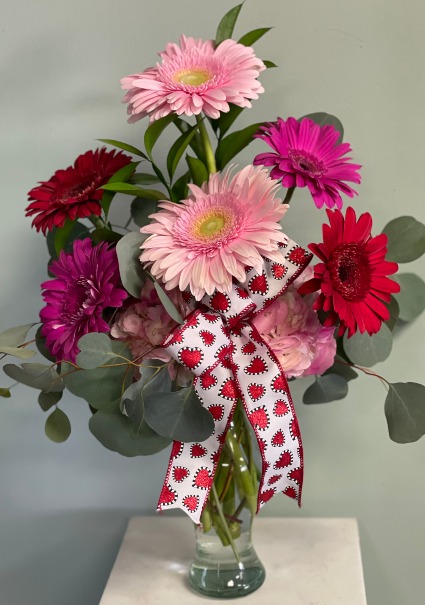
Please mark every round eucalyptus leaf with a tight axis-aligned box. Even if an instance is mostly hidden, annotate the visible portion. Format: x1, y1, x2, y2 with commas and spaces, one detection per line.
131, 198, 158, 228
324, 356, 358, 382
116, 231, 148, 298
382, 216, 425, 263
385, 296, 400, 331
3, 363, 64, 392
0, 323, 35, 348
45, 408, 71, 443
35, 326, 56, 362
76, 333, 115, 369
0, 388, 11, 398
38, 391, 62, 412
63, 362, 132, 409
299, 112, 344, 143
393, 273, 425, 322
343, 324, 393, 367
0, 346, 35, 359
303, 374, 348, 404
89, 399, 171, 456
153, 280, 184, 324
144, 387, 215, 442
385, 382, 425, 444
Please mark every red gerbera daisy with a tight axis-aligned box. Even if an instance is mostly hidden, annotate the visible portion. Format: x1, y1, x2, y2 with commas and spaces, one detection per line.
26, 148, 132, 234
298, 207, 400, 337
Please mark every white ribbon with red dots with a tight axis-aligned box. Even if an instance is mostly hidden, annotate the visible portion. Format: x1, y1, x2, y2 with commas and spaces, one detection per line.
157, 237, 312, 523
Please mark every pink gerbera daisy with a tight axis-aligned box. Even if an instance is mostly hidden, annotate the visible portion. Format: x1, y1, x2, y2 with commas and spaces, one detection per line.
26, 148, 132, 234
40, 238, 128, 363
253, 117, 361, 209
121, 35, 265, 122
140, 166, 288, 300
298, 207, 400, 337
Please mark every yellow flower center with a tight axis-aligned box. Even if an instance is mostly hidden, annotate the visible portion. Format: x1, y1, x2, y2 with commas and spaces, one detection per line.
192, 209, 231, 240
174, 69, 212, 87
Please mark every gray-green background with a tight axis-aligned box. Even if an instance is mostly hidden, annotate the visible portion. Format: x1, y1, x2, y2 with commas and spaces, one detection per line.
1, 1, 424, 603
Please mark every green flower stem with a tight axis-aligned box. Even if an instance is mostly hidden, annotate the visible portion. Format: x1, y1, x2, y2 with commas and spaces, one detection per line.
89, 215, 109, 230
283, 186, 295, 205
196, 115, 217, 174
225, 422, 257, 517
211, 483, 243, 565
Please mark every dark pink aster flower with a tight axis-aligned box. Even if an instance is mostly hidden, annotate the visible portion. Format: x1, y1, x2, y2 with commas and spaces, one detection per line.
40, 238, 128, 363
253, 117, 361, 209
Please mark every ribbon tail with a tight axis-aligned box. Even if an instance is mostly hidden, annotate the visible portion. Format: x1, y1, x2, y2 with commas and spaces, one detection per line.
231, 323, 303, 511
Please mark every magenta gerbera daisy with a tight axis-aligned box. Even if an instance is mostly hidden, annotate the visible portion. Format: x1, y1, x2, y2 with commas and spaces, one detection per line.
40, 238, 128, 363
26, 148, 132, 234
121, 35, 265, 123
253, 117, 361, 209
140, 166, 288, 300
298, 207, 400, 337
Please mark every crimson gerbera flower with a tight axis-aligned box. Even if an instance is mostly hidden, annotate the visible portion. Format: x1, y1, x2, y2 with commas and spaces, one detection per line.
40, 238, 128, 363
26, 148, 132, 234
298, 207, 400, 337
253, 117, 361, 209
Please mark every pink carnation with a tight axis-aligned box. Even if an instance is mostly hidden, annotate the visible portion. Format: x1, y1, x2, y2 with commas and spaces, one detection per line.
253, 287, 336, 378
111, 280, 185, 363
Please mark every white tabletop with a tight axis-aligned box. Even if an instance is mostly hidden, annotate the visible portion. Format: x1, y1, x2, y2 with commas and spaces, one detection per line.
99, 517, 367, 604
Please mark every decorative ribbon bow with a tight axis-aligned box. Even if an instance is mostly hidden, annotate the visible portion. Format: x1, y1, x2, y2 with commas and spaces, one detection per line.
158, 236, 312, 523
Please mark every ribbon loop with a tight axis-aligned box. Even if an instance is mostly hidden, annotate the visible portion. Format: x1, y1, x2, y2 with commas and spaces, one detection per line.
157, 235, 312, 523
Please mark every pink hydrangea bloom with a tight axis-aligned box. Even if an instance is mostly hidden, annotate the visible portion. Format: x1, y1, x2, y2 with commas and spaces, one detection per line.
121, 35, 265, 122
140, 166, 288, 300
111, 280, 185, 363
252, 287, 336, 378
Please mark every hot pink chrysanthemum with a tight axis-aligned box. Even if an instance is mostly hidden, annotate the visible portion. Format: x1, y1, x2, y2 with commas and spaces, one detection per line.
253, 117, 361, 209
140, 166, 289, 300
40, 239, 128, 363
121, 35, 265, 122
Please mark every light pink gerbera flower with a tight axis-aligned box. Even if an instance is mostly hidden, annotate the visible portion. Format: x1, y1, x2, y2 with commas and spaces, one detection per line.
253, 117, 361, 209
121, 35, 265, 122
140, 166, 288, 300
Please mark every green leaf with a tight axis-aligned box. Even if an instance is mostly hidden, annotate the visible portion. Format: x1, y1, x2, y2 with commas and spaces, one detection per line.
0, 388, 11, 398
3, 363, 64, 392
393, 273, 425, 321
385, 296, 400, 331
238, 27, 272, 46
46, 222, 90, 260
98, 139, 148, 160
215, 123, 262, 170
210, 104, 244, 139
0, 346, 35, 359
153, 280, 184, 324
122, 364, 172, 429
144, 114, 176, 159
63, 361, 132, 409
89, 398, 171, 456
116, 231, 148, 298
263, 60, 277, 69
100, 182, 165, 200
186, 155, 208, 186
45, 408, 71, 443
144, 387, 215, 442
38, 391, 62, 412
383, 216, 425, 263
102, 161, 138, 217
35, 326, 55, 363
215, 3, 243, 46
76, 333, 121, 370
343, 324, 393, 367
303, 374, 348, 404
131, 198, 158, 228
174, 118, 206, 162
324, 356, 358, 382
167, 123, 200, 180
171, 170, 190, 201
300, 112, 344, 144
385, 382, 425, 444
53, 219, 75, 257
0, 323, 35, 347
90, 228, 122, 245
128, 173, 160, 186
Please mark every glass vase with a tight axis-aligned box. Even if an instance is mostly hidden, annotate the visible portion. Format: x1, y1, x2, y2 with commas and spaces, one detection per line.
188, 402, 266, 598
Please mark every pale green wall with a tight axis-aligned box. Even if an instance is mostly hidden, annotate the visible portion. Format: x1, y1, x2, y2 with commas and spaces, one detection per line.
0, 1, 424, 603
